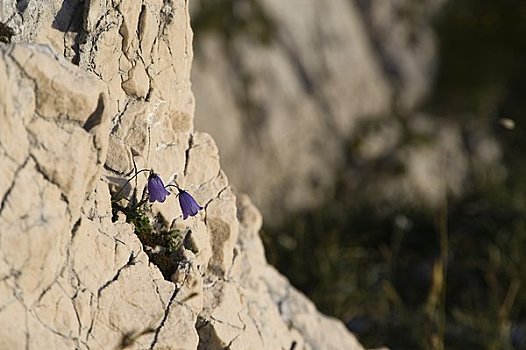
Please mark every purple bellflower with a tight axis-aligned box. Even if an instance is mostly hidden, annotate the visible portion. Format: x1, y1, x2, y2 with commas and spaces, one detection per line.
178, 189, 203, 219
147, 172, 170, 203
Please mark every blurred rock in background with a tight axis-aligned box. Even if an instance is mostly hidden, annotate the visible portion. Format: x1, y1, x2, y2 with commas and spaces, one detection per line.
357, 0, 447, 111
190, 0, 491, 225
191, 0, 391, 224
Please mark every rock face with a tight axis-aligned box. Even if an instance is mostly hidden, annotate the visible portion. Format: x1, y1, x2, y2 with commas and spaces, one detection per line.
192, 0, 392, 223
190, 0, 456, 222
0, 1, 365, 349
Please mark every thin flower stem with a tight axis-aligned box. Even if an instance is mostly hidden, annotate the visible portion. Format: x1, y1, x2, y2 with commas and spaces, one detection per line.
165, 184, 181, 197
112, 168, 151, 202
133, 198, 149, 209
165, 184, 181, 190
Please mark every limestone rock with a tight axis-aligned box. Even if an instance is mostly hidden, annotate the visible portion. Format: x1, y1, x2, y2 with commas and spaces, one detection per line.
195, 195, 365, 350
0, 1, 368, 350
3, 0, 194, 125
0, 43, 112, 349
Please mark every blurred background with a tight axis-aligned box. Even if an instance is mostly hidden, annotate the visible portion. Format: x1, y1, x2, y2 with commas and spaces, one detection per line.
189, 0, 526, 349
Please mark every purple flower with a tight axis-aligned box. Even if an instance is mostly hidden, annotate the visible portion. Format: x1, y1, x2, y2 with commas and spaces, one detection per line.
178, 189, 203, 219
147, 172, 170, 203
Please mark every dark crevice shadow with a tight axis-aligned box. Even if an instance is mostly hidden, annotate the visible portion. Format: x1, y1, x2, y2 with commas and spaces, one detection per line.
83, 95, 105, 132
16, 0, 29, 13
52, 0, 84, 33
52, 0, 86, 64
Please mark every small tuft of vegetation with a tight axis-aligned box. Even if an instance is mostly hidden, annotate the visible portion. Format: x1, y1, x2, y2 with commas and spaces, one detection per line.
112, 202, 185, 279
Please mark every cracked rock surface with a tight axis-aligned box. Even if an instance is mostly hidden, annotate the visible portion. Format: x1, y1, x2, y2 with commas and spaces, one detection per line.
0, 1, 365, 349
